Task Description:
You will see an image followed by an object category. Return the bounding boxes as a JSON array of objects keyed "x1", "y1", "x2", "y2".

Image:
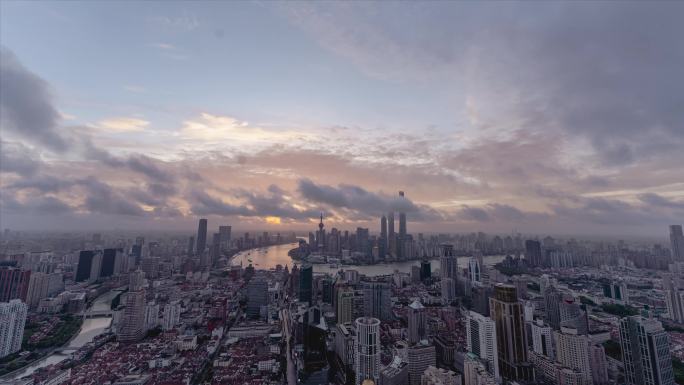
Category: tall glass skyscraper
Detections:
[{"x1": 355, "y1": 317, "x2": 380, "y2": 385}]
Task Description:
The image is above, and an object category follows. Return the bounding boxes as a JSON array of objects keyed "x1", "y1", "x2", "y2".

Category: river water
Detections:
[
  {"x1": 9, "y1": 290, "x2": 119, "y2": 379},
  {"x1": 230, "y1": 242, "x2": 506, "y2": 275}
]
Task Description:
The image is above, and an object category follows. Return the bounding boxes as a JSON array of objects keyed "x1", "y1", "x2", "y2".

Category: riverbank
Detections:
[
  {"x1": 0, "y1": 289, "x2": 119, "y2": 380},
  {"x1": 230, "y1": 241, "x2": 506, "y2": 276}
]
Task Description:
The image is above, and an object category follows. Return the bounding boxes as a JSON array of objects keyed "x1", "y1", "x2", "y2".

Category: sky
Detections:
[{"x1": 1, "y1": 1, "x2": 683, "y2": 236}]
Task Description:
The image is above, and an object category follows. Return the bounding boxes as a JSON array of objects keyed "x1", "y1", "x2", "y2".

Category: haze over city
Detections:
[
  {"x1": 1, "y1": 2, "x2": 683, "y2": 236},
  {"x1": 2, "y1": 3, "x2": 684, "y2": 385}
]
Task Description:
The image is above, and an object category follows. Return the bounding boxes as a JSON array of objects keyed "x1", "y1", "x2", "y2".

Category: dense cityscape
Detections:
[
  {"x1": 0, "y1": 213, "x2": 683, "y2": 385},
  {"x1": 2, "y1": 1, "x2": 684, "y2": 385}
]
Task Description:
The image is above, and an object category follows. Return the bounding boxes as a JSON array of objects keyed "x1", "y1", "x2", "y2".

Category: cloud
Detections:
[
  {"x1": 638, "y1": 193, "x2": 684, "y2": 210},
  {"x1": 297, "y1": 178, "x2": 441, "y2": 220},
  {"x1": 0, "y1": 194, "x2": 73, "y2": 215},
  {"x1": 180, "y1": 113, "x2": 306, "y2": 147},
  {"x1": 78, "y1": 177, "x2": 146, "y2": 216},
  {"x1": 0, "y1": 141, "x2": 42, "y2": 176},
  {"x1": 126, "y1": 155, "x2": 174, "y2": 183},
  {"x1": 0, "y1": 47, "x2": 67, "y2": 151},
  {"x1": 95, "y1": 117, "x2": 150, "y2": 132},
  {"x1": 457, "y1": 206, "x2": 490, "y2": 222},
  {"x1": 189, "y1": 190, "x2": 252, "y2": 217}
]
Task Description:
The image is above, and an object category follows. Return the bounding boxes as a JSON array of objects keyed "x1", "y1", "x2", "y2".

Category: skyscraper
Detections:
[
  {"x1": 525, "y1": 240, "x2": 542, "y2": 267},
  {"x1": 388, "y1": 212, "x2": 396, "y2": 258},
  {"x1": 0, "y1": 299, "x2": 27, "y2": 358},
  {"x1": 362, "y1": 281, "x2": 391, "y2": 321},
  {"x1": 100, "y1": 248, "x2": 122, "y2": 277},
  {"x1": 489, "y1": 284, "x2": 533, "y2": 382},
  {"x1": 355, "y1": 317, "x2": 381, "y2": 385},
  {"x1": 663, "y1": 273, "x2": 684, "y2": 323},
  {"x1": 466, "y1": 311, "x2": 500, "y2": 379},
  {"x1": 196, "y1": 218, "x2": 208, "y2": 256},
  {"x1": 337, "y1": 288, "x2": 355, "y2": 324},
  {"x1": 408, "y1": 300, "x2": 427, "y2": 344},
  {"x1": 118, "y1": 270, "x2": 146, "y2": 343},
  {"x1": 247, "y1": 274, "x2": 268, "y2": 318},
  {"x1": 380, "y1": 215, "x2": 388, "y2": 258},
  {"x1": 0, "y1": 266, "x2": 30, "y2": 302},
  {"x1": 187, "y1": 236, "x2": 195, "y2": 258},
  {"x1": 670, "y1": 225, "x2": 684, "y2": 261},
  {"x1": 555, "y1": 326, "x2": 592, "y2": 385},
  {"x1": 218, "y1": 225, "x2": 232, "y2": 249},
  {"x1": 398, "y1": 191, "x2": 407, "y2": 260},
  {"x1": 299, "y1": 264, "x2": 313, "y2": 305},
  {"x1": 440, "y1": 244, "x2": 458, "y2": 300},
  {"x1": 408, "y1": 340, "x2": 436, "y2": 385},
  {"x1": 544, "y1": 286, "x2": 562, "y2": 330},
  {"x1": 316, "y1": 213, "x2": 326, "y2": 251},
  {"x1": 75, "y1": 250, "x2": 102, "y2": 283},
  {"x1": 619, "y1": 316, "x2": 674, "y2": 385},
  {"x1": 530, "y1": 319, "x2": 554, "y2": 360},
  {"x1": 162, "y1": 300, "x2": 181, "y2": 331}
]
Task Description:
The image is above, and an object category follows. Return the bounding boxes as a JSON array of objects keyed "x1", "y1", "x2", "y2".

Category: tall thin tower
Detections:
[
  {"x1": 388, "y1": 212, "x2": 396, "y2": 258},
  {"x1": 398, "y1": 191, "x2": 407, "y2": 260},
  {"x1": 196, "y1": 218, "x2": 208, "y2": 256}
]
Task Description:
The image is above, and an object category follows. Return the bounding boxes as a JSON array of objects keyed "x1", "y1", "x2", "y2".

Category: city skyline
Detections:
[{"x1": 2, "y1": 2, "x2": 684, "y2": 236}]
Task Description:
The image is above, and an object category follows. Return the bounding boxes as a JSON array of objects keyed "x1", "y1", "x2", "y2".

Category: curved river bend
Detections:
[
  {"x1": 9, "y1": 289, "x2": 120, "y2": 380},
  {"x1": 230, "y1": 242, "x2": 505, "y2": 275}
]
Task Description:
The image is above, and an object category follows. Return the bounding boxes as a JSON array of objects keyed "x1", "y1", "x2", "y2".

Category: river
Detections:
[
  {"x1": 8, "y1": 289, "x2": 120, "y2": 380},
  {"x1": 230, "y1": 242, "x2": 506, "y2": 276}
]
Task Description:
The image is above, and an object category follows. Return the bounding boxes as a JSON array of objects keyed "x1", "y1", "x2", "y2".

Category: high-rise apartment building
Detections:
[
  {"x1": 525, "y1": 240, "x2": 542, "y2": 267},
  {"x1": 664, "y1": 273, "x2": 684, "y2": 323},
  {"x1": 408, "y1": 300, "x2": 427, "y2": 344},
  {"x1": 589, "y1": 344, "x2": 609, "y2": 385},
  {"x1": 162, "y1": 300, "x2": 181, "y2": 331},
  {"x1": 555, "y1": 326, "x2": 592, "y2": 385},
  {"x1": 362, "y1": 281, "x2": 391, "y2": 321},
  {"x1": 0, "y1": 299, "x2": 27, "y2": 358},
  {"x1": 0, "y1": 266, "x2": 31, "y2": 303},
  {"x1": 118, "y1": 270, "x2": 146, "y2": 343},
  {"x1": 466, "y1": 311, "x2": 500, "y2": 379},
  {"x1": 530, "y1": 319, "x2": 554, "y2": 360},
  {"x1": 544, "y1": 286, "x2": 562, "y2": 330},
  {"x1": 408, "y1": 341, "x2": 436, "y2": 385},
  {"x1": 355, "y1": 317, "x2": 381, "y2": 385},
  {"x1": 337, "y1": 288, "x2": 355, "y2": 324},
  {"x1": 0, "y1": 299, "x2": 28, "y2": 358},
  {"x1": 619, "y1": 316, "x2": 674, "y2": 385},
  {"x1": 489, "y1": 284, "x2": 533, "y2": 382}
]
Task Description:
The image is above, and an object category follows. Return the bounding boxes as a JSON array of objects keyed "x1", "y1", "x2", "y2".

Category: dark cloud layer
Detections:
[{"x1": 0, "y1": 48, "x2": 66, "y2": 151}]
